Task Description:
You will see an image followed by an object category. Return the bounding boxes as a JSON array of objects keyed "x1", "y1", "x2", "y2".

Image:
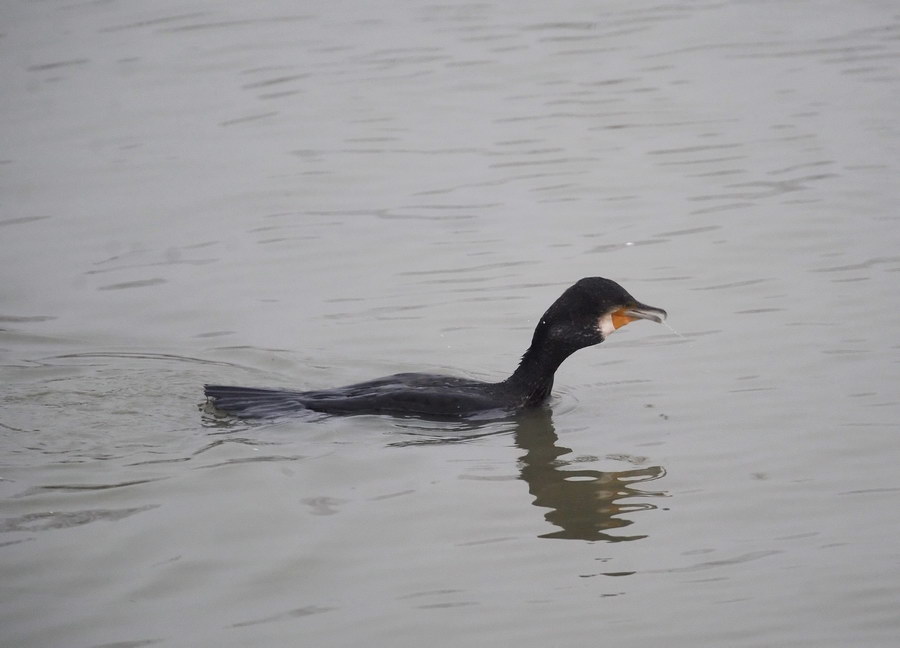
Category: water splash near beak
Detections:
[{"x1": 660, "y1": 320, "x2": 686, "y2": 339}]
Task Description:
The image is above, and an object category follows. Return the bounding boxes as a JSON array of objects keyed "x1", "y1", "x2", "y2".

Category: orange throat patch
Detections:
[{"x1": 610, "y1": 308, "x2": 635, "y2": 330}]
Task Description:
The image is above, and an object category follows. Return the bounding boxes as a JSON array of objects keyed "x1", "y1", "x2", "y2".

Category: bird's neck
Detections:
[{"x1": 503, "y1": 333, "x2": 576, "y2": 407}]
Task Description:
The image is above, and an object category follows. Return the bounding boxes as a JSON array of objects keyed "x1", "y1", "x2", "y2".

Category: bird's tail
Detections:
[{"x1": 204, "y1": 385, "x2": 308, "y2": 417}]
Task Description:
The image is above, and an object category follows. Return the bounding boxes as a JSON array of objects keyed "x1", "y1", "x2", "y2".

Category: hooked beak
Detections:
[{"x1": 610, "y1": 302, "x2": 668, "y2": 330}]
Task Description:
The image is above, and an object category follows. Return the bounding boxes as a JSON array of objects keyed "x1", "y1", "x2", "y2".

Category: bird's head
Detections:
[{"x1": 539, "y1": 277, "x2": 667, "y2": 350}]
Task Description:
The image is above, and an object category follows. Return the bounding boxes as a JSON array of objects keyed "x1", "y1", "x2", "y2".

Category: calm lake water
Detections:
[{"x1": 2, "y1": 1, "x2": 899, "y2": 646}]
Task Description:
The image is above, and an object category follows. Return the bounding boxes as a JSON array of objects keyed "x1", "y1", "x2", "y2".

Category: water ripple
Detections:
[{"x1": 0, "y1": 506, "x2": 158, "y2": 533}]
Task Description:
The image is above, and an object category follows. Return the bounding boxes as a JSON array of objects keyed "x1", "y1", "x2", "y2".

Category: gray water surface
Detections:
[{"x1": 2, "y1": 1, "x2": 900, "y2": 646}]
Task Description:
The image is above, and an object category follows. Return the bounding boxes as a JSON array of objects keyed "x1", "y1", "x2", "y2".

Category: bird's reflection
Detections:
[
  {"x1": 514, "y1": 408, "x2": 666, "y2": 541},
  {"x1": 391, "y1": 408, "x2": 667, "y2": 541}
]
